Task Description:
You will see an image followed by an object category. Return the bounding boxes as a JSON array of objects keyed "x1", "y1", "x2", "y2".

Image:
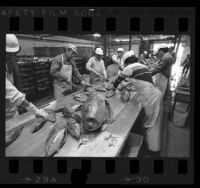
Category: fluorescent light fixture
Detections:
[
  {"x1": 118, "y1": 39, "x2": 129, "y2": 42},
  {"x1": 93, "y1": 33, "x2": 101, "y2": 37},
  {"x1": 115, "y1": 39, "x2": 120, "y2": 42},
  {"x1": 89, "y1": 9, "x2": 95, "y2": 11}
]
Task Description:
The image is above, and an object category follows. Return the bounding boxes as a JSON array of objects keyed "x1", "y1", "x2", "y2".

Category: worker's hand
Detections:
[
  {"x1": 35, "y1": 108, "x2": 49, "y2": 119},
  {"x1": 26, "y1": 103, "x2": 49, "y2": 120},
  {"x1": 81, "y1": 80, "x2": 92, "y2": 87},
  {"x1": 106, "y1": 88, "x2": 116, "y2": 98}
]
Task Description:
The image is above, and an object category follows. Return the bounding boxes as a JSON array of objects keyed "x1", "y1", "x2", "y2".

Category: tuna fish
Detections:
[
  {"x1": 81, "y1": 94, "x2": 114, "y2": 132},
  {"x1": 45, "y1": 109, "x2": 56, "y2": 123},
  {"x1": 31, "y1": 117, "x2": 47, "y2": 133},
  {"x1": 106, "y1": 64, "x2": 120, "y2": 78},
  {"x1": 6, "y1": 127, "x2": 23, "y2": 147},
  {"x1": 31, "y1": 109, "x2": 56, "y2": 134},
  {"x1": 55, "y1": 105, "x2": 75, "y2": 118},
  {"x1": 45, "y1": 121, "x2": 67, "y2": 157},
  {"x1": 120, "y1": 87, "x2": 131, "y2": 102},
  {"x1": 66, "y1": 117, "x2": 81, "y2": 139}
]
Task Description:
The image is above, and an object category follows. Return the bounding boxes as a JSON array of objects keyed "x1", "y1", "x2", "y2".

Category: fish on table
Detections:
[
  {"x1": 81, "y1": 94, "x2": 114, "y2": 132},
  {"x1": 45, "y1": 121, "x2": 68, "y2": 157},
  {"x1": 120, "y1": 87, "x2": 131, "y2": 102},
  {"x1": 6, "y1": 127, "x2": 24, "y2": 147},
  {"x1": 31, "y1": 109, "x2": 56, "y2": 134},
  {"x1": 66, "y1": 117, "x2": 81, "y2": 139}
]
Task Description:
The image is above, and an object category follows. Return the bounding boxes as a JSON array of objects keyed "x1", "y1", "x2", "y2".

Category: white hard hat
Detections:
[
  {"x1": 123, "y1": 50, "x2": 135, "y2": 62},
  {"x1": 117, "y1": 48, "x2": 124, "y2": 52},
  {"x1": 6, "y1": 34, "x2": 19, "y2": 53},
  {"x1": 65, "y1": 43, "x2": 77, "y2": 53},
  {"x1": 143, "y1": 51, "x2": 148, "y2": 55},
  {"x1": 95, "y1": 48, "x2": 103, "y2": 55}
]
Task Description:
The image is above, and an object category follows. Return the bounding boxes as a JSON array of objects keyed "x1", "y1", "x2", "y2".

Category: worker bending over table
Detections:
[
  {"x1": 86, "y1": 48, "x2": 108, "y2": 85},
  {"x1": 107, "y1": 50, "x2": 163, "y2": 157},
  {"x1": 50, "y1": 44, "x2": 88, "y2": 99}
]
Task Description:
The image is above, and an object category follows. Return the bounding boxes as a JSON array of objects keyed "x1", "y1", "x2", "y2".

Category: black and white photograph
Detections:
[{"x1": 5, "y1": 34, "x2": 191, "y2": 157}]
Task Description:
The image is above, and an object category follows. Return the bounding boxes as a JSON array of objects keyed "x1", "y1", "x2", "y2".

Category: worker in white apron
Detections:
[
  {"x1": 112, "y1": 48, "x2": 124, "y2": 69},
  {"x1": 86, "y1": 48, "x2": 107, "y2": 85},
  {"x1": 151, "y1": 47, "x2": 175, "y2": 101},
  {"x1": 106, "y1": 50, "x2": 163, "y2": 156},
  {"x1": 50, "y1": 44, "x2": 89, "y2": 100},
  {"x1": 106, "y1": 48, "x2": 124, "y2": 78},
  {"x1": 5, "y1": 34, "x2": 49, "y2": 121}
]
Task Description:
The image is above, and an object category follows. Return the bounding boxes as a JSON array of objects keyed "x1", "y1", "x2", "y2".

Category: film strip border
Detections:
[
  {"x1": 0, "y1": 7, "x2": 195, "y2": 184},
  {"x1": 0, "y1": 8, "x2": 195, "y2": 33},
  {"x1": 4, "y1": 16, "x2": 190, "y2": 32},
  {"x1": 0, "y1": 158, "x2": 193, "y2": 184}
]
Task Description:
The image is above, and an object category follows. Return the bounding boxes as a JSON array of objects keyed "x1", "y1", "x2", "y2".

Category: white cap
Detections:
[
  {"x1": 123, "y1": 50, "x2": 135, "y2": 62},
  {"x1": 117, "y1": 48, "x2": 124, "y2": 52},
  {"x1": 143, "y1": 51, "x2": 148, "y2": 55},
  {"x1": 64, "y1": 43, "x2": 77, "y2": 53},
  {"x1": 6, "y1": 34, "x2": 20, "y2": 53},
  {"x1": 95, "y1": 48, "x2": 103, "y2": 55}
]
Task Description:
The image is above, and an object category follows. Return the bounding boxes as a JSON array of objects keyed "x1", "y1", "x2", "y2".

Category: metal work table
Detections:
[{"x1": 6, "y1": 74, "x2": 167, "y2": 157}]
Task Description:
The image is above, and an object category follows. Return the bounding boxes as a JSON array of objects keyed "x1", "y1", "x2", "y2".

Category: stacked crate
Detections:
[
  {"x1": 18, "y1": 58, "x2": 37, "y2": 101},
  {"x1": 32, "y1": 58, "x2": 54, "y2": 98},
  {"x1": 18, "y1": 57, "x2": 54, "y2": 102}
]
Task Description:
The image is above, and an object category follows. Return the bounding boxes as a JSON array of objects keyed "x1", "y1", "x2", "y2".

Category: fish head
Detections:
[
  {"x1": 120, "y1": 88, "x2": 130, "y2": 102},
  {"x1": 83, "y1": 117, "x2": 101, "y2": 132}
]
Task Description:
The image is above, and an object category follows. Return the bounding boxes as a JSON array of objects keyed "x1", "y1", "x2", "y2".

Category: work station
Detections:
[{"x1": 5, "y1": 34, "x2": 190, "y2": 157}]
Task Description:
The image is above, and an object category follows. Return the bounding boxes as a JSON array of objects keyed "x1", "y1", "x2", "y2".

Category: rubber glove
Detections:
[{"x1": 26, "y1": 103, "x2": 49, "y2": 119}]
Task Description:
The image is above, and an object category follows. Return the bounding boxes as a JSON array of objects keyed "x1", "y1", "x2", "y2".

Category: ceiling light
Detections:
[
  {"x1": 115, "y1": 39, "x2": 120, "y2": 42},
  {"x1": 93, "y1": 33, "x2": 101, "y2": 37},
  {"x1": 118, "y1": 39, "x2": 129, "y2": 42}
]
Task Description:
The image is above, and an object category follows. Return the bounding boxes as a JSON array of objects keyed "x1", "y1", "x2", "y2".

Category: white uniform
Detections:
[
  {"x1": 112, "y1": 54, "x2": 124, "y2": 68},
  {"x1": 86, "y1": 56, "x2": 107, "y2": 84},
  {"x1": 122, "y1": 63, "x2": 163, "y2": 152},
  {"x1": 6, "y1": 71, "x2": 25, "y2": 120}
]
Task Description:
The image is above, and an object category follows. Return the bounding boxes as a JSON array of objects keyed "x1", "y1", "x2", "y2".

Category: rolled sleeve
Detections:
[
  {"x1": 50, "y1": 55, "x2": 64, "y2": 81},
  {"x1": 6, "y1": 78, "x2": 25, "y2": 106}
]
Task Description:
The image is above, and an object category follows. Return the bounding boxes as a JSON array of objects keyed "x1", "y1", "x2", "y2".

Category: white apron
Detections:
[
  {"x1": 54, "y1": 54, "x2": 73, "y2": 100},
  {"x1": 128, "y1": 78, "x2": 163, "y2": 151}
]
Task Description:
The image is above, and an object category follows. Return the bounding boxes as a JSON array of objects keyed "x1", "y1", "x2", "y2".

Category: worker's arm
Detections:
[
  {"x1": 50, "y1": 56, "x2": 66, "y2": 82},
  {"x1": 102, "y1": 61, "x2": 108, "y2": 79},
  {"x1": 86, "y1": 58, "x2": 102, "y2": 77},
  {"x1": 151, "y1": 57, "x2": 168, "y2": 76},
  {"x1": 113, "y1": 67, "x2": 132, "y2": 89},
  {"x1": 6, "y1": 78, "x2": 26, "y2": 106},
  {"x1": 71, "y1": 61, "x2": 82, "y2": 84},
  {"x1": 106, "y1": 66, "x2": 132, "y2": 98},
  {"x1": 6, "y1": 78, "x2": 48, "y2": 119}
]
